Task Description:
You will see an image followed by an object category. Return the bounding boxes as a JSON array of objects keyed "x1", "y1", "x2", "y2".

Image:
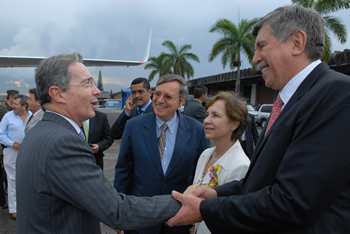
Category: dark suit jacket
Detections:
[
  {"x1": 16, "y1": 112, "x2": 181, "y2": 233},
  {"x1": 184, "y1": 99, "x2": 206, "y2": 123},
  {"x1": 200, "y1": 63, "x2": 350, "y2": 233},
  {"x1": 114, "y1": 111, "x2": 207, "y2": 234},
  {"x1": 110, "y1": 103, "x2": 153, "y2": 139},
  {"x1": 241, "y1": 114, "x2": 259, "y2": 158},
  {"x1": 86, "y1": 110, "x2": 113, "y2": 169}
]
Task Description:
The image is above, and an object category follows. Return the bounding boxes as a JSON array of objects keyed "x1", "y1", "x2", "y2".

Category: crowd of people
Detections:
[{"x1": 0, "y1": 4, "x2": 349, "y2": 234}]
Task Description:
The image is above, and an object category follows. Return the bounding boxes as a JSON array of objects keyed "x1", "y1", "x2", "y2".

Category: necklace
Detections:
[{"x1": 211, "y1": 151, "x2": 218, "y2": 164}]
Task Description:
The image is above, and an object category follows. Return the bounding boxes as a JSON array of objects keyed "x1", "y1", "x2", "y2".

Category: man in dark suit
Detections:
[
  {"x1": 114, "y1": 74, "x2": 207, "y2": 234},
  {"x1": 166, "y1": 6, "x2": 350, "y2": 233},
  {"x1": 184, "y1": 85, "x2": 207, "y2": 123},
  {"x1": 82, "y1": 110, "x2": 113, "y2": 170},
  {"x1": 25, "y1": 88, "x2": 44, "y2": 134},
  {"x1": 16, "y1": 53, "x2": 181, "y2": 233},
  {"x1": 240, "y1": 99, "x2": 259, "y2": 159},
  {"x1": 110, "y1": 77, "x2": 153, "y2": 139}
]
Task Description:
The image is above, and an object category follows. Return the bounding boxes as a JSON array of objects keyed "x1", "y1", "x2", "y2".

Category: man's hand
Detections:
[
  {"x1": 166, "y1": 190, "x2": 203, "y2": 227},
  {"x1": 192, "y1": 186, "x2": 218, "y2": 200},
  {"x1": 90, "y1": 144, "x2": 99, "y2": 154},
  {"x1": 183, "y1": 184, "x2": 200, "y2": 195},
  {"x1": 125, "y1": 95, "x2": 135, "y2": 114},
  {"x1": 13, "y1": 141, "x2": 21, "y2": 151}
]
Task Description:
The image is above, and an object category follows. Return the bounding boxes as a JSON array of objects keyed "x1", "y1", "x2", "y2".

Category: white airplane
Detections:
[{"x1": 0, "y1": 28, "x2": 152, "y2": 68}]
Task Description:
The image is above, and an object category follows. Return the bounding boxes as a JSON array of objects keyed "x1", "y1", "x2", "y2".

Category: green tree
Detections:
[
  {"x1": 209, "y1": 18, "x2": 259, "y2": 94},
  {"x1": 110, "y1": 89, "x2": 113, "y2": 95},
  {"x1": 292, "y1": 0, "x2": 349, "y2": 63},
  {"x1": 144, "y1": 55, "x2": 172, "y2": 82},
  {"x1": 160, "y1": 40, "x2": 200, "y2": 80},
  {"x1": 97, "y1": 70, "x2": 104, "y2": 91}
]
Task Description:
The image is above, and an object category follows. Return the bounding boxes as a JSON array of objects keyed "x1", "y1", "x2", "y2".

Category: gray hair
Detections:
[
  {"x1": 156, "y1": 74, "x2": 189, "y2": 97},
  {"x1": 14, "y1": 94, "x2": 29, "y2": 109},
  {"x1": 35, "y1": 53, "x2": 83, "y2": 108},
  {"x1": 253, "y1": 5, "x2": 325, "y2": 61}
]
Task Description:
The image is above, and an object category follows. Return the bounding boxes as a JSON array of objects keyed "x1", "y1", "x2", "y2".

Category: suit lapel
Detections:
[
  {"x1": 245, "y1": 63, "x2": 329, "y2": 181},
  {"x1": 142, "y1": 112, "x2": 164, "y2": 177},
  {"x1": 88, "y1": 114, "x2": 97, "y2": 137},
  {"x1": 164, "y1": 113, "x2": 191, "y2": 178}
]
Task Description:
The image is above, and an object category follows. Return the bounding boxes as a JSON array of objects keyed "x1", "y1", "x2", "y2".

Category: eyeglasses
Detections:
[
  {"x1": 70, "y1": 77, "x2": 96, "y2": 88},
  {"x1": 152, "y1": 91, "x2": 180, "y2": 101}
]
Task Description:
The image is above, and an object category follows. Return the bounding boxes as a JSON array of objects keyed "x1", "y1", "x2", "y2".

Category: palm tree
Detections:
[
  {"x1": 144, "y1": 55, "x2": 172, "y2": 82},
  {"x1": 209, "y1": 18, "x2": 259, "y2": 94},
  {"x1": 292, "y1": 0, "x2": 349, "y2": 63},
  {"x1": 160, "y1": 40, "x2": 200, "y2": 80}
]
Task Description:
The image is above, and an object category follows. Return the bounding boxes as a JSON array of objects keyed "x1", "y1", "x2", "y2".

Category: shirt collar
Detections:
[
  {"x1": 46, "y1": 110, "x2": 81, "y2": 134},
  {"x1": 156, "y1": 111, "x2": 178, "y2": 133},
  {"x1": 280, "y1": 60, "x2": 321, "y2": 107}
]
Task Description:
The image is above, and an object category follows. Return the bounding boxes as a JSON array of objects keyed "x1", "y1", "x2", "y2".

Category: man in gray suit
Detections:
[
  {"x1": 16, "y1": 53, "x2": 180, "y2": 233},
  {"x1": 184, "y1": 85, "x2": 207, "y2": 123},
  {"x1": 25, "y1": 88, "x2": 44, "y2": 134}
]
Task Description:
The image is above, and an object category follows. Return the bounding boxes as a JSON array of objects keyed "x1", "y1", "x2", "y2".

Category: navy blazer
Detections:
[
  {"x1": 110, "y1": 103, "x2": 153, "y2": 140},
  {"x1": 114, "y1": 111, "x2": 207, "y2": 233},
  {"x1": 16, "y1": 112, "x2": 181, "y2": 233},
  {"x1": 200, "y1": 63, "x2": 350, "y2": 233}
]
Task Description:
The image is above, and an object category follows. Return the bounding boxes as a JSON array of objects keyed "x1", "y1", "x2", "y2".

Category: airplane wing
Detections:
[{"x1": 0, "y1": 28, "x2": 152, "y2": 68}]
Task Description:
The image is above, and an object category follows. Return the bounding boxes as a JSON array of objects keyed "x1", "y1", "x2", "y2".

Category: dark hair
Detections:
[
  {"x1": 206, "y1": 91, "x2": 249, "y2": 141},
  {"x1": 193, "y1": 85, "x2": 208, "y2": 99},
  {"x1": 28, "y1": 88, "x2": 39, "y2": 101},
  {"x1": 35, "y1": 53, "x2": 83, "y2": 108},
  {"x1": 14, "y1": 94, "x2": 29, "y2": 109},
  {"x1": 253, "y1": 5, "x2": 325, "y2": 61},
  {"x1": 131, "y1": 77, "x2": 150, "y2": 90},
  {"x1": 157, "y1": 74, "x2": 188, "y2": 97}
]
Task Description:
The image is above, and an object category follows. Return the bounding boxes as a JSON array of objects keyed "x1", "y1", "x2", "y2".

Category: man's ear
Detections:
[
  {"x1": 179, "y1": 96, "x2": 186, "y2": 107},
  {"x1": 291, "y1": 30, "x2": 307, "y2": 56},
  {"x1": 48, "y1": 86, "x2": 66, "y2": 104}
]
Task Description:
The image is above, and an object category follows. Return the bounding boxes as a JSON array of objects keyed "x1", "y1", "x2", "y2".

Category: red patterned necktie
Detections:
[
  {"x1": 265, "y1": 96, "x2": 283, "y2": 136},
  {"x1": 158, "y1": 123, "x2": 168, "y2": 160}
]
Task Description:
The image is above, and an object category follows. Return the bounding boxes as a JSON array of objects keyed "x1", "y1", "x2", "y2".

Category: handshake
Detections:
[
  {"x1": 115, "y1": 185, "x2": 218, "y2": 234},
  {"x1": 166, "y1": 184, "x2": 218, "y2": 227}
]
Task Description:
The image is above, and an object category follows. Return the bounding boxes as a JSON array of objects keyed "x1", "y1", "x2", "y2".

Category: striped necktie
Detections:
[
  {"x1": 78, "y1": 129, "x2": 86, "y2": 141},
  {"x1": 158, "y1": 123, "x2": 168, "y2": 160},
  {"x1": 138, "y1": 109, "x2": 144, "y2": 116},
  {"x1": 265, "y1": 96, "x2": 283, "y2": 136}
]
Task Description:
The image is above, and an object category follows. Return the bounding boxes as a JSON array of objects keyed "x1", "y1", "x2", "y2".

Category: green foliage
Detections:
[
  {"x1": 144, "y1": 55, "x2": 172, "y2": 82},
  {"x1": 97, "y1": 70, "x2": 104, "y2": 91},
  {"x1": 292, "y1": 0, "x2": 349, "y2": 63},
  {"x1": 208, "y1": 17, "x2": 259, "y2": 93},
  {"x1": 160, "y1": 40, "x2": 200, "y2": 80}
]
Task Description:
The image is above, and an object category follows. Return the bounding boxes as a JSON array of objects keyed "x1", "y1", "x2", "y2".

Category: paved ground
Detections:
[{"x1": 0, "y1": 108, "x2": 262, "y2": 233}]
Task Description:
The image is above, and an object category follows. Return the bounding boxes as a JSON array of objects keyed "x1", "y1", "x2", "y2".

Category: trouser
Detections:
[{"x1": 3, "y1": 147, "x2": 18, "y2": 213}]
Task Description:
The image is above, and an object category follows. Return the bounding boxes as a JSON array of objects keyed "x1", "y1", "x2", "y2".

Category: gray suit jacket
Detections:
[
  {"x1": 16, "y1": 112, "x2": 180, "y2": 233},
  {"x1": 184, "y1": 99, "x2": 206, "y2": 123},
  {"x1": 25, "y1": 110, "x2": 44, "y2": 134}
]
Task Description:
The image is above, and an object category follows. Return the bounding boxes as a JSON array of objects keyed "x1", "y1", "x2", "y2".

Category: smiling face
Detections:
[
  {"x1": 131, "y1": 82, "x2": 151, "y2": 108},
  {"x1": 203, "y1": 100, "x2": 238, "y2": 142},
  {"x1": 63, "y1": 62, "x2": 101, "y2": 125},
  {"x1": 253, "y1": 24, "x2": 294, "y2": 91},
  {"x1": 152, "y1": 80, "x2": 185, "y2": 122}
]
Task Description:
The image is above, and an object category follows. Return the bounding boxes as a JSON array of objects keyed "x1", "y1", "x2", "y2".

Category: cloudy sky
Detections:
[{"x1": 1, "y1": 0, "x2": 349, "y2": 95}]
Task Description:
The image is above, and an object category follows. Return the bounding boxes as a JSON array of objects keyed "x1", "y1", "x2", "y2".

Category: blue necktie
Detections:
[
  {"x1": 138, "y1": 109, "x2": 144, "y2": 116},
  {"x1": 78, "y1": 129, "x2": 86, "y2": 141}
]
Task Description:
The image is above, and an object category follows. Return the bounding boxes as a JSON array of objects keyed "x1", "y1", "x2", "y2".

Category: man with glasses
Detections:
[
  {"x1": 16, "y1": 53, "x2": 182, "y2": 233},
  {"x1": 114, "y1": 74, "x2": 207, "y2": 234},
  {"x1": 110, "y1": 77, "x2": 153, "y2": 140}
]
